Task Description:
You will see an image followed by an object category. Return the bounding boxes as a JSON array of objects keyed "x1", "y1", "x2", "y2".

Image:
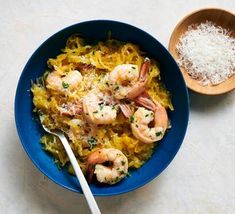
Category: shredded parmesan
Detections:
[{"x1": 176, "y1": 21, "x2": 235, "y2": 86}]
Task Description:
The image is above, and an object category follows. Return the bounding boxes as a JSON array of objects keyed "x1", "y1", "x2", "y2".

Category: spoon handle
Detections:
[{"x1": 59, "y1": 134, "x2": 101, "y2": 214}]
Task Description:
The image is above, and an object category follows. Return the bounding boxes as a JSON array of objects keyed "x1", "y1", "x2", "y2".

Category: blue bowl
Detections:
[{"x1": 15, "y1": 20, "x2": 189, "y2": 196}]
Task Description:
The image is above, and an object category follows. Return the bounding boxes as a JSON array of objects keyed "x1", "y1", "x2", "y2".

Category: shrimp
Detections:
[
  {"x1": 119, "y1": 101, "x2": 134, "y2": 118},
  {"x1": 46, "y1": 70, "x2": 82, "y2": 92},
  {"x1": 82, "y1": 92, "x2": 117, "y2": 125},
  {"x1": 86, "y1": 148, "x2": 128, "y2": 184},
  {"x1": 109, "y1": 58, "x2": 150, "y2": 100},
  {"x1": 132, "y1": 95, "x2": 168, "y2": 143},
  {"x1": 58, "y1": 101, "x2": 83, "y2": 116},
  {"x1": 121, "y1": 93, "x2": 168, "y2": 143}
]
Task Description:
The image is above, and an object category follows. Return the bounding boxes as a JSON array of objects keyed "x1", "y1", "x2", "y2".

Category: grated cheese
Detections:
[{"x1": 176, "y1": 21, "x2": 235, "y2": 86}]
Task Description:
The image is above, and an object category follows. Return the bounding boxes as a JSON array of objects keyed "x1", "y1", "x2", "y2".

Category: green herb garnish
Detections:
[
  {"x1": 130, "y1": 115, "x2": 134, "y2": 123},
  {"x1": 35, "y1": 77, "x2": 45, "y2": 87},
  {"x1": 87, "y1": 137, "x2": 97, "y2": 149},
  {"x1": 34, "y1": 108, "x2": 43, "y2": 116},
  {"x1": 114, "y1": 85, "x2": 120, "y2": 91},
  {"x1": 99, "y1": 104, "x2": 104, "y2": 111},
  {"x1": 155, "y1": 131, "x2": 162, "y2": 137},
  {"x1": 62, "y1": 81, "x2": 69, "y2": 89},
  {"x1": 114, "y1": 176, "x2": 119, "y2": 183}
]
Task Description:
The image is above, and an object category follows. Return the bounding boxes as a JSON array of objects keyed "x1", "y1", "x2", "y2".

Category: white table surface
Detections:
[{"x1": 1, "y1": 0, "x2": 235, "y2": 213}]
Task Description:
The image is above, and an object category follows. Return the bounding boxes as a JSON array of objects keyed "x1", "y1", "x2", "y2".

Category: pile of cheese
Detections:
[{"x1": 176, "y1": 21, "x2": 235, "y2": 86}]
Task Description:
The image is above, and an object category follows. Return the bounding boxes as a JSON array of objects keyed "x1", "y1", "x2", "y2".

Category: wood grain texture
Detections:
[{"x1": 168, "y1": 8, "x2": 235, "y2": 95}]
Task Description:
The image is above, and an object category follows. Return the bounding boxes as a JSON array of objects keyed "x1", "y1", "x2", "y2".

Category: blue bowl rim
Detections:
[{"x1": 14, "y1": 19, "x2": 190, "y2": 196}]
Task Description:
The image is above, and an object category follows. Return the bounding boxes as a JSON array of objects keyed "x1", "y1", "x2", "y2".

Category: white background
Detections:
[{"x1": 0, "y1": 0, "x2": 235, "y2": 213}]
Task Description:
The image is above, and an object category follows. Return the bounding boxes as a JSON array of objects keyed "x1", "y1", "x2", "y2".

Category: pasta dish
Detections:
[{"x1": 31, "y1": 35, "x2": 173, "y2": 184}]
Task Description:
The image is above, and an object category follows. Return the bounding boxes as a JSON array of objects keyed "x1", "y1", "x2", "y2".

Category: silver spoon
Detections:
[{"x1": 40, "y1": 116, "x2": 101, "y2": 214}]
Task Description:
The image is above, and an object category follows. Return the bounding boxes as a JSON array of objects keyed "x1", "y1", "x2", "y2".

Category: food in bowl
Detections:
[
  {"x1": 176, "y1": 21, "x2": 235, "y2": 86},
  {"x1": 31, "y1": 35, "x2": 173, "y2": 185}
]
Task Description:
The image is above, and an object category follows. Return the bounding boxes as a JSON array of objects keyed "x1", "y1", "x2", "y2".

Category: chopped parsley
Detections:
[
  {"x1": 99, "y1": 104, "x2": 104, "y2": 111},
  {"x1": 87, "y1": 137, "x2": 97, "y2": 149},
  {"x1": 33, "y1": 108, "x2": 43, "y2": 116},
  {"x1": 35, "y1": 77, "x2": 45, "y2": 87},
  {"x1": 145, "y1": 114, "x2": 149, "y2": 117},
  {"x1": 114, "y1": 85, "x2": 120, "y2": 91},
  {"x1": 131, "y1": 66, "x2": 136, "y2": 69},
  {"x1": 120, "y1": 170, "x2": 125, "y2": 175},
  {"x1": 130, "y1": 115, "x2": 134, "y2": 123},
  {"x1": 62, "y1": 81, "x2": 69, "y2": 89},
  {"x1": 93, "y1": 110, "x2": 98, "y2": 114},
  {"x1": 121, "y1": 161, "x2": 125, "y2": 166},
  {"x1": 114, "y1": 176, "x2": 120, "y2": 183},
  {"x1": 155, "y1": 131, "x2": 162, "y2": 137}
]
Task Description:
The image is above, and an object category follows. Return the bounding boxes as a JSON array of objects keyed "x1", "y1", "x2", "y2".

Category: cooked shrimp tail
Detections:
[
  {"x1": 135, "y1": 93, "x2": 168, "y2": 131},
  {"x1": 86, "y1": 148, "x2": 128, "y2": 184},
  {"x1": 139, "y1": 57, "x2": 151, "y2": 82},
  {"x1": 134, "y1": 92, "x2": 156, "y2": 111},
  {"x1": 131, "y1": 94, "x2": 169, "y2": 143},
  {"x1": 153, "y1": 102, "x2": 168, "y2": 131},
  {"x1": 109, "y1": 58, "x2": 151, "y2": 100},
  {"x1": 127, "y1": 58, "x2": 151, "y2": 99},
  {"x1": 86, "y1": 150, "x2": 107, "y2": 183},
  {"x1": 119, "y1": 102, "x2": 133, "y2": 118}
]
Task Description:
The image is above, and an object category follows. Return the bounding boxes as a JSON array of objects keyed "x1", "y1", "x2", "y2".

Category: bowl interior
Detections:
[
  {"x1": 169, "y1": 8, "x2": 235, "y2": 95},
  {"x1": 15, "y1": 20, "x2": 189, "y2": 196}
]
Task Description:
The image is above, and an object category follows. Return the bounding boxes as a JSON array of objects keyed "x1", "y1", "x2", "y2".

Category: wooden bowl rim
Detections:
[{"x1": 168, "y1": 8, "x2": 235, "y2": 95}]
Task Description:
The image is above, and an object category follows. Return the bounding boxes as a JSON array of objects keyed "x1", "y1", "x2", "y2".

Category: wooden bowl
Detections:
[{"x1": 169, "y1": 8, "x2": 235, "y2": 95}]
